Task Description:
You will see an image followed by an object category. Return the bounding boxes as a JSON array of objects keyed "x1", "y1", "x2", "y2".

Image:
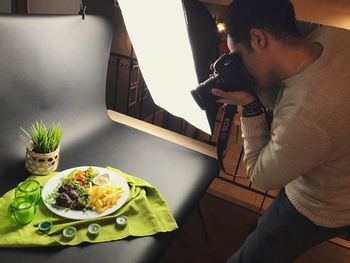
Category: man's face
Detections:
[{"x1": 227, "y1": 34, "x2": 277, "y2": 88}]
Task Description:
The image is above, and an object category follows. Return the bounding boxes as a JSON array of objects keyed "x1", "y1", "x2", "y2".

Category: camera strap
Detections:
[{"x1": 217, "y1": 104, "x2": 249, "y2": 179}]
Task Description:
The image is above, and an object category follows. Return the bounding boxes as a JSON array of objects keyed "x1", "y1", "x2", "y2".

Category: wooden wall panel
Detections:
[{"x1": 200, "y1": 0, "x2": 350, "y2": 29}]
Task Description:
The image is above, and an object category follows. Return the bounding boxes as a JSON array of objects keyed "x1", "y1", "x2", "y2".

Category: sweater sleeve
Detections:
[{"x1": 240, "y1": 113, "x2": 330, "y2": 190}]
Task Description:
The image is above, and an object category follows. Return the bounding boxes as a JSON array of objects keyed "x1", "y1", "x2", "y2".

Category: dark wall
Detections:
[{"x1": 111, "y1": 6, "x2": 133, "y2": 56}]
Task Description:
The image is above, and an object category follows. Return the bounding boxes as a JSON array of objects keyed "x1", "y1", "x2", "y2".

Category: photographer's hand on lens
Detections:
[{"x1": 211, "y1": 88, "x2": 256, "y2": 106}]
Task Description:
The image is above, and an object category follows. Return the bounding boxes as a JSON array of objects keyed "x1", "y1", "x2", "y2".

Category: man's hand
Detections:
[{"x1": 211, "y1": 88, "x2": 256, "y2": 106}]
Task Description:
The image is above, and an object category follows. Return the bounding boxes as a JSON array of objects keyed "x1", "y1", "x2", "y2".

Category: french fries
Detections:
[{"x1": 86, "y1": 185, "x2": 124, "y2": 213}]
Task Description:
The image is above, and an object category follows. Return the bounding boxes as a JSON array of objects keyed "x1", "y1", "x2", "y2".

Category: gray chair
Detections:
[{"x1": 0, "y1": 14, "x2": 218, "y2": 263}]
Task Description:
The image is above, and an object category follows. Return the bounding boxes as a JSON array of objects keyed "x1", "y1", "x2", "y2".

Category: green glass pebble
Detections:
[
  {"x1": 88, "y1": 223, "x2": 101, "y2": 235},
  {"x1": 38, "y1": 221, "x2": 52, "y2": 233},
  {"x1": 116, "y1": 216, "x2": 128, "y2": 228},
  {"x1": 63, "y1": 226, "x2": 76, "y2": 239}
]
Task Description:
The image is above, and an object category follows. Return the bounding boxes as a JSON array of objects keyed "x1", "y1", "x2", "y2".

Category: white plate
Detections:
[{"x1": 42, "y1": 166, "x2": 129, "y2": 220}]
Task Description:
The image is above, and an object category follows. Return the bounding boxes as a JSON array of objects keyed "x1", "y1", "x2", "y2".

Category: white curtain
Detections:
[{"x1": 118, "y1": 0, "x2": 211, "y2": 134}]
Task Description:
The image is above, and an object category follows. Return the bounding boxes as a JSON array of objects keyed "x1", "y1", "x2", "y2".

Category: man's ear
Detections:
[{"x1": 250, "y1": 28, "x2": 267, "y2": 50}]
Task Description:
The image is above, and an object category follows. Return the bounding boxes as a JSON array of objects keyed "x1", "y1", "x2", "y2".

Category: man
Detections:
[{"x1": 211, "y1": 0, "x2": 350, "y2": 262}]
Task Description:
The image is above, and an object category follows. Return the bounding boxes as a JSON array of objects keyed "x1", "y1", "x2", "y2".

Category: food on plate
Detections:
[
  {"x1": 45, "y1": 167, "x2": 123, "y2": 213},
  {"x1": 56, "y1": 192, "x2": 73, "y2": 207},
  {"x1": 92, "y1": 173, "x2": 110, "y2": 186},
  {"x1": 87, "y1": 185, "x2": 124, "y2": 213}
]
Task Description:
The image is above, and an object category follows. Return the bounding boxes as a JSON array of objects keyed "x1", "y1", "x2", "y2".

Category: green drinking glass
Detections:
[
  {"x1": 8, "y1": 197, "x2": 36, "y2": 225},
  {"x1": 15, "y1": 180, "x2": 41, "y2": 204}
]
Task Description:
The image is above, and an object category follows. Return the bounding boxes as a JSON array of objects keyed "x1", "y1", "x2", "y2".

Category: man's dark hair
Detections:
[{"x1": 226, "y1": 0, "x2": 300, "y2": 48}]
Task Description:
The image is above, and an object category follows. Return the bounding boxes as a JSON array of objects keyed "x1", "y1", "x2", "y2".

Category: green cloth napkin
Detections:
[{"x1": 0, "y1": 167, "x2": 178, "y2": 247}]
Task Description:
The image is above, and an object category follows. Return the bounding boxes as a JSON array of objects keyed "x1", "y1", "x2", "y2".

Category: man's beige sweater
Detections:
[{"x1": 240, "y1": 26, "x2": 350, "y2": 228}]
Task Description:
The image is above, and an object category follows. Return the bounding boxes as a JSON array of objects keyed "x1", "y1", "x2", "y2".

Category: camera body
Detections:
[{"x1": 191, "y1": 52, "x2": 255, "y2": 110}]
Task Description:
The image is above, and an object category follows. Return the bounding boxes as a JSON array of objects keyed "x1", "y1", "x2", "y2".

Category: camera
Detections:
[{"x1": 191, "y1": 52, "x2": 255, "y2": 110}]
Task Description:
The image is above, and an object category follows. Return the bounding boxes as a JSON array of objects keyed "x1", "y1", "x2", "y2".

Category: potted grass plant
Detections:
[{"x1": 20, "y1": 121, "x2": 62, "y2": 175}]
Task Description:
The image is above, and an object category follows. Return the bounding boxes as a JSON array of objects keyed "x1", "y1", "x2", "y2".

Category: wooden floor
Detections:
[{"x1": 159, "y1": 194, "x2": 350, "y2": 263}]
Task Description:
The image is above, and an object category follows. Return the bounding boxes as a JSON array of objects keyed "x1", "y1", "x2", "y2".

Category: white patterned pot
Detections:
[{"x1": 25, "y1": 147, "x2": 60, "y2": 175}]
